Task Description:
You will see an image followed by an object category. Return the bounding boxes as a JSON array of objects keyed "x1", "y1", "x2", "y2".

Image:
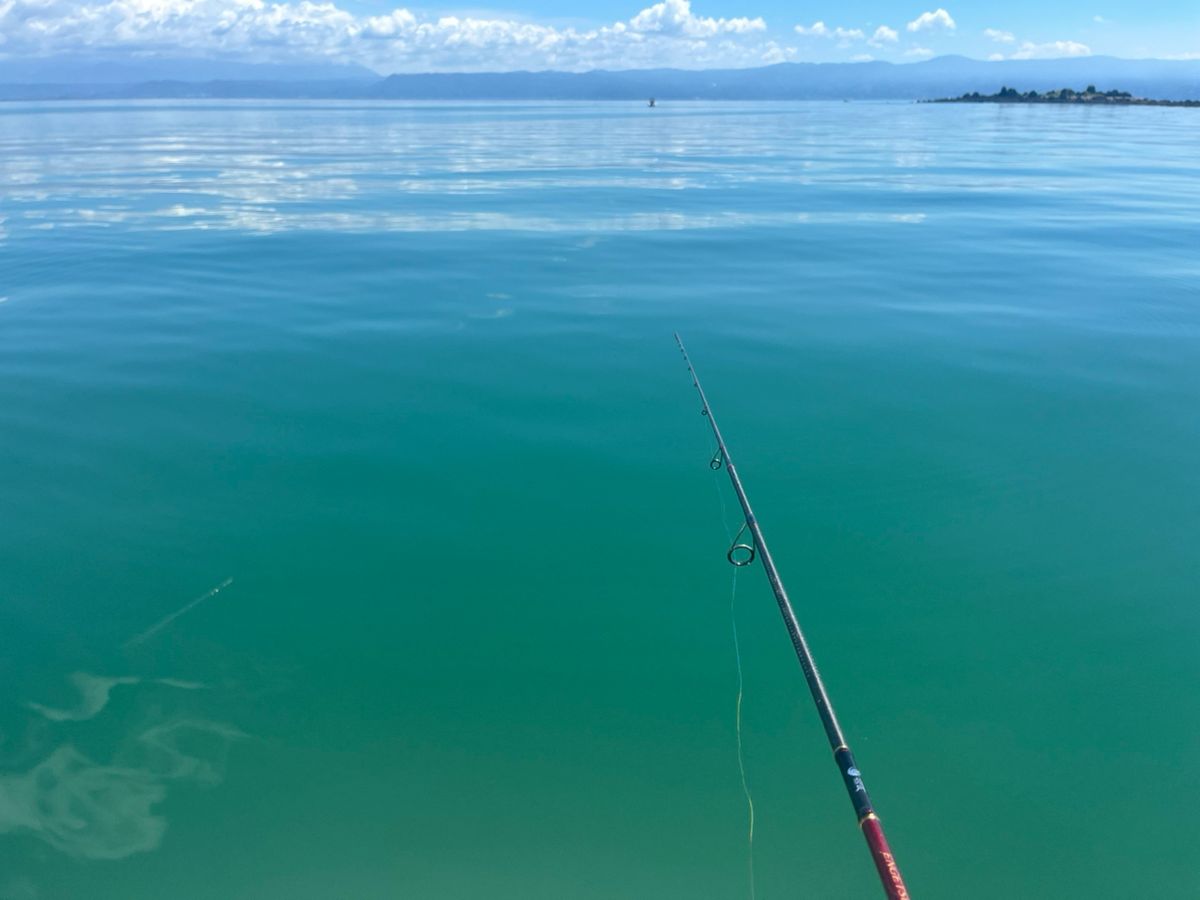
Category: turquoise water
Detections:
[{"x1": 1, "y1": 100, "x2": 1198, "y2": 899}]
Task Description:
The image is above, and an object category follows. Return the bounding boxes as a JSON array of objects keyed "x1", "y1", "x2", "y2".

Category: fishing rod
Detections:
[{"x1": 674, "y1": 333, "x2": 910, "y2": 900}]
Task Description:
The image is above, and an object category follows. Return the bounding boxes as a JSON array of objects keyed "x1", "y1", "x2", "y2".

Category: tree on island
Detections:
[{"x1": 935, "y1": 84, "x2": 1192, "y2": 106}]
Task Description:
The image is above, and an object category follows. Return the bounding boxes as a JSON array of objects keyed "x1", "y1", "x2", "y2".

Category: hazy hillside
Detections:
[
  {"x1": 0, "y1": 56, "x2": 379, "y2": 85},
  {"x1": 367, "y1": 57, "x2": 1200, "y2": 100},
  {"x1": 1, "y1": 56, "x2": 1197, "y2": 101}
]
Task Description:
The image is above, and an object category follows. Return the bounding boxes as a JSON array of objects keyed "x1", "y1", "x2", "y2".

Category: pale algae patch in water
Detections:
[
  {"x1": 1, "y1": 672, "x2": 241, "y2": 861},
  {"x1": 0, "y1": 101, "x2": 1198, "y2": 899}
]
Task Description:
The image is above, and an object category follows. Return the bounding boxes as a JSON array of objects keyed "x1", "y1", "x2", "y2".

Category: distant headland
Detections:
[{"x1": 933, "y1": 85, "x2": 1200, "y2": 107}]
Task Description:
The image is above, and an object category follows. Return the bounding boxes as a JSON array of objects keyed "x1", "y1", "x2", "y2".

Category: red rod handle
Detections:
[{"x1": 860, "y1": 814, "x2": 910, "y2": 899}]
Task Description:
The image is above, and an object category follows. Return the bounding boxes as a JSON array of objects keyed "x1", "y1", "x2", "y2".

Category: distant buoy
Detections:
[{"x1": 648, "y1": 97, "x2": 656, "y2": 107}]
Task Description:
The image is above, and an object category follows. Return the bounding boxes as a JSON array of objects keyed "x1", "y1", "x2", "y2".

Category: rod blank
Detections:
[{"x1": 675, "y1": 333, "x2": 910, "y2": 900}]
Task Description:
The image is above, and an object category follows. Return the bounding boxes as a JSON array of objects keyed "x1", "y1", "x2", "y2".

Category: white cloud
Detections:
[
  {"x1": 870, "y1": 25, "x2": 899, "y2": 45},
  {"x1": 795, "y1": 20, "x2": 830, "y2": 37},
  {"x1": 1010, "y1": 40, "x2": 1092, "y2": 59},
  {"x1": 760, "y1": 41, "x2": 798, "y2": 63},
  {"x1": 794, "y1": 21, "x2": 863, "y2": 42},
  {"x1": 629, "y1": 0, "x2": 764, "y2": 37},
  {"x1": 907, "y1": 9, "x2": 956, "y2": 32},
  {"x1": 905, "y1": 47, "x2": 935, "y2": 58},
  {"x1": 1093, "y1": 15, "x2": 1107, "y2": 24},
  {"x1": 988, "y1": 52, "x2": 1004, "y2": 61},
  {"x1": 984, "y1": 28, "x2": 1015, "y2": 43},
  {"x1": 0, "y1": 0, "x2": 774, "y2": 72},
  {"x1": 851, "y1": 53, "x2": 873, "y2": 61}
]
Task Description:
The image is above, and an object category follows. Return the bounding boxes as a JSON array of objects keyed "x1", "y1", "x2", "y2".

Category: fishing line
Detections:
[
  {"x1": 730, "y1": 565, "x2": 756, "y2": 900},
  {"x1": 695, "y1": 406, "x2": 734, "y2": 543},
  {"x1": 697, "y1": 410, "x2": 756, "y2": 900},
  {"x1": 712, "y1": 461, "x2": 734, "y2": 543}
]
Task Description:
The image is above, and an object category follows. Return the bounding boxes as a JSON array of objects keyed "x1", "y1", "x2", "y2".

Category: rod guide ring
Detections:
[
  {"x1": 727, "y1": 521, "x2": 755, "y2": 567},
  {"x1": 727, "y1": 543, "x2": 756, "y2": 567}
]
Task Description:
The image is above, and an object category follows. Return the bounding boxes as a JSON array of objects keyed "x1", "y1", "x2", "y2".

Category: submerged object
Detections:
[{"x1": 675, "y1": 334, "x2": 910, "y2": 900}]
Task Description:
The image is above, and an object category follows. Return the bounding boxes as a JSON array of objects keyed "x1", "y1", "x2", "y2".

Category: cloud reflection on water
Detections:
[{"x1": 0, "y1": 103, "x2": 941, "y2": 241}]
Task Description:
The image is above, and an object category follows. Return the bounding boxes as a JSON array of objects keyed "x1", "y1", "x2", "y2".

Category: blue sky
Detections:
[{"x1": 0, "y1": 1, "x2": 1196, "y2": 72}]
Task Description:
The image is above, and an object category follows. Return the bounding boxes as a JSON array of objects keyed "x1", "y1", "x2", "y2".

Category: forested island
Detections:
[{"x1": 934, "y1": 85, "x2": 1200, "y2": 107}]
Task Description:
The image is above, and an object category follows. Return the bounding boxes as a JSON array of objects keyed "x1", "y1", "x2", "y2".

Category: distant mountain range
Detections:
[
  {"x1": 0, "y1": 56, "x2": 379, "y2": 84},
  {"x1": 2, "y1": 55, "x2": 1198, "y2": 101}
]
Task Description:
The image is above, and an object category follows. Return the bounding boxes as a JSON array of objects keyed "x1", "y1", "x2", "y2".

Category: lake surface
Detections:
[{"x1": 1, "y1": 100, "x2": 1197, "y2": 899}]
